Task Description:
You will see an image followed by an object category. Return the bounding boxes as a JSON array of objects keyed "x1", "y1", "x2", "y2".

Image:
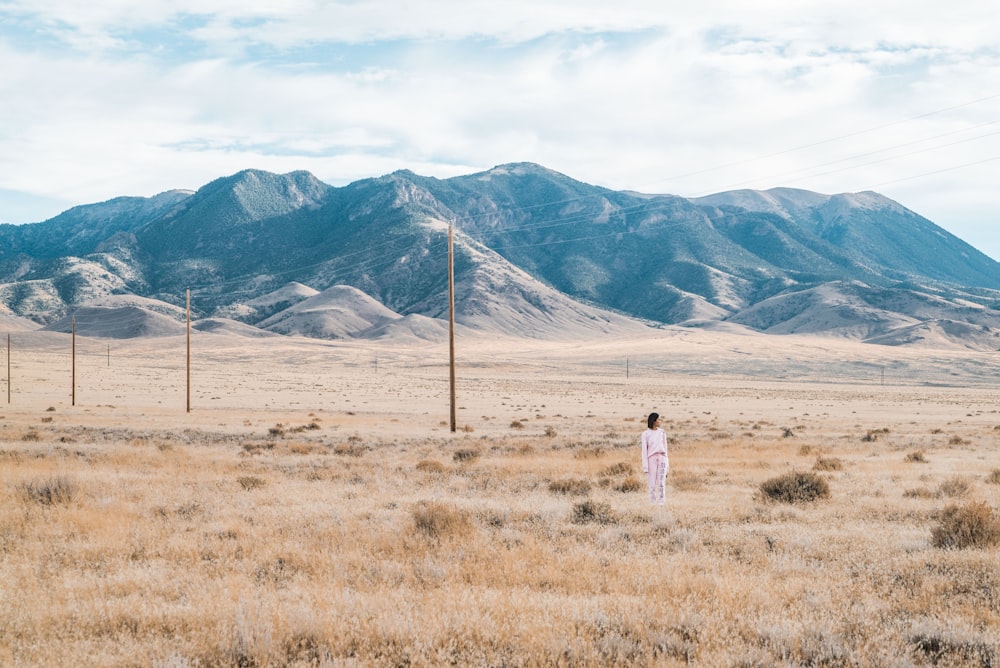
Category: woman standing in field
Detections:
[{"x1": 641, "y1": 412, "x2": 669, "y2": 505}]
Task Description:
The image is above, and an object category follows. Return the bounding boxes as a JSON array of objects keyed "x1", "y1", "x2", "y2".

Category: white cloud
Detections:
[{"x1": 0, "y1": 1, "x2": 998, "y2": 258}]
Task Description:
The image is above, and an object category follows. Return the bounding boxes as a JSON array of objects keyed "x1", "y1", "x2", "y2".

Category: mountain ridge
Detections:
[{"x1": 1, "y1": 163, "x2": 998, "y2": 349}]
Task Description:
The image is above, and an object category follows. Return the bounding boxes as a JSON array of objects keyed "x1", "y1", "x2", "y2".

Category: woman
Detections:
[{"x1": 641, "y1": 412, "x2": 669, "y2": 505}]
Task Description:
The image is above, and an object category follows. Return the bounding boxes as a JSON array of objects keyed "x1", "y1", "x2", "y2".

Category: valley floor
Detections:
[{"x1": 1, "y1": 329, "x2": 999, "y2": 666}]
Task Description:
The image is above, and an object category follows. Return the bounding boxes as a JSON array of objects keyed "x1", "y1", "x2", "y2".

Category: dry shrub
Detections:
[
  {"x1": 18, "y1": 476, "x2": 77, "y2": 505},
  {"x1": 544, "y1": 426, "x2": 557, "y2": 438},
  {"x1": 862, "y1": 428, "x2": 889, "y2": 442},
  {"x1": 573, "y1": 447, "x2": 604, "y2": 459},
  {"x1": 614, "y1": 476, "x2": 643, "y2": 493},
  {"x1": 599, "y1": 462, "x2": 633, "y2": 477},
  {"x1": 986, "y1": 469, "x2": 1000, "y2": 485},
  {"x1": 798, "y1": 445, "x2": 814, "y2": 456},
  {"x1": 812, "y1": 456, "x2": 844, "y2": 472},
  {"x1": 910, "y1": 625, "x2": 997, "y2": 667},
  {"x1": 333, "y1": 442, "x2": 366, "y2": 457},
  {"x1": 509, "y1": 420, "x2": 524, "y2": 430},
  {"x1": 237, "y1": 476, "x2": 266, "y2": 491},
  {"x1": 286, "y1": 442, "x2": 318, "y2": 455},
  {"x1": 670, "y1": 471, "x2": 704, "y2": 492},
  {"x1": 21, "y1": 430, "x2": 40, "y2": 442},
  {"x1": 548, "y1": 478, "x2": 592, "y2": 495},
  {"x1": 759, "y1": 471, "x2": 830, "y2": 504},
  {"x1": 905, "y1": 450, "x2": 928, "y2": 463},
  {"x1": 571, "y1": 500, "x2": 617, "y2": 525},
  {"x1": 904, "y1": 487, "x2": 937, "y2": 499},
  {"x1": 415, "y1": 459, "x2": 446, "y2": 473},
  {"x1": 937, "y1": 476, "x2": 971, "y2": 498},
  {"x1": 452, "y1": 448, "x2": 480, "y2": 463},
  {"x1": 412, "y1": 501, "x2": 474, "y2": 540},
  {"x1": 948, "y1": 435, "x2": 971, "y2": 446},
  {"x1": 930, "y1": 501, "x2": 1000, "y2": 549}
]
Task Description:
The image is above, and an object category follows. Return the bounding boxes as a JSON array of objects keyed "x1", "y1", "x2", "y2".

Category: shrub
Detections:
[
  {"x1": 452, "y1": 448, "x2": 480, "y2": 463},
  {"x1": 412, "y1": 501, "x2": 474, "y2": 540},
  {"x1": 18, "y1": 476, "x2": 77, "y2": 505},
  {"x1": 509, "y1": 420, "x2": 525, "y2": 430},
  {"x1": 910, "y1": 627, "x2": 997, "y2": 667},
  {"x1": 599, "y1": 462, "x2": 633, "y2": 477},
  {"x1": 670, "y1": 471, "x2": 704, "y2": 492},
  {"x1": 986, "y1": 469, "x2": 1000, "y2": 485},
  {"x1": 571, "y1": 500, "x2": 617, "y2": 525},
  {"x1": 544, "y1": 426, "x2": 557, "y2": 438},
  {"x1": 937, "y1": 476, "x2": 971, "y2": 498},
  {"x1": 237, "y1": 476, "x2": 266, "y2": 491},
  {"x1": 572, "y1": 447, "x2": 603, "y2": 459},
  {"x1": 812, "y1": 456, "x2": 844, "y2": 472},
  {"x1": 905, "y1": 450, "x2": 928, "y2": 463},
  {"x1": 415, "y1": 459, "x2": 446, "y2": 473},
  {"x1": 613, "y1": 476, "x2": 643, "y2": 493},
  {"x1": 548, "y1": 478, "x2": 592, "y2": 495},
  {"x1": 931, "y1": 502, "x2": 1000, "y2": 549},
  {"x1": 333, "y1": 442, "x2": 365, "y2": 457},
  {"x1": 862, "y1": 428, "x2": 889, "y2": 442},
  {"x1": 759, "y1": 471, "x2": 830, "y2": 504}
]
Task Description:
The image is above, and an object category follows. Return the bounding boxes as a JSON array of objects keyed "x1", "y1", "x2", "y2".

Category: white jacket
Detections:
[{"x1": 641, "y1": 428, "x2": 669, "y2": 474}]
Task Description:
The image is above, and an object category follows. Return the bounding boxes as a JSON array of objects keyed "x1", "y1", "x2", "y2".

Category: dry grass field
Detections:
[{"x1": 2, "y1": 329, "x2": 1000, "y2": 666}]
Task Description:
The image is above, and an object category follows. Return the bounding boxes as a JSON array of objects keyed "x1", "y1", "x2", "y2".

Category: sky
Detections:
[{"x1": 1, "y1": 1, "x2": 998, "y2": 258}]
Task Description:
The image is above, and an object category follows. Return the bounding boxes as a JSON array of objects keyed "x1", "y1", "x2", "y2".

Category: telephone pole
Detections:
[
  {"x1": 448, "y1": 221, "x2": 457, "y2": 433},
  {"x1": 71, "y1": 317, "x2": 76, "y2": 406},
  {"x1": 186, "y1": 290, "x2": 191, "y2": 413}
]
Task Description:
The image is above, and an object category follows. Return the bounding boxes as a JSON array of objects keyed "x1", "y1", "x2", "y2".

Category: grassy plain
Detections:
[{"x1": 1, "y1": 329, "x2": 999, "y2": 666}]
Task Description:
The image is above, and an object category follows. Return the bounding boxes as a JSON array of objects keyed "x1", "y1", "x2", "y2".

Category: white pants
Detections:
[{"x1": 647, "y1": 454, "x2": 666, "y2": 504}]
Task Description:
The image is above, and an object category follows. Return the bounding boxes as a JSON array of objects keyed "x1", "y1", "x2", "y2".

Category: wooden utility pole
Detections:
[
  {"x1": 186, "y1": 290, "x2": 191, "y2": 413},
  {"x1": 448, "y1": 222, "x2": 457, "y2": 433},
  {"x1": 71, "y1": 317, "x2": 76, "y2": 406}
]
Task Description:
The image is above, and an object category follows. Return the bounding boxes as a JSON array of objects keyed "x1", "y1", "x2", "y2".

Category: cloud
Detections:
[{"x1": 0, "y1": 1, "x2": 998, "y2": 258}]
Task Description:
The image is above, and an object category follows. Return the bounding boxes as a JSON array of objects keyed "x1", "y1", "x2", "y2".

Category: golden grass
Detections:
[{"x1": 2, "y1": 391, "x2": 1000, "y2": 666}]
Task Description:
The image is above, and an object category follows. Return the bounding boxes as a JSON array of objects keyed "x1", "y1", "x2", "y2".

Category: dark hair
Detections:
[{"x1": 647, "y1": 412, "x2": 660, "y2": 429}]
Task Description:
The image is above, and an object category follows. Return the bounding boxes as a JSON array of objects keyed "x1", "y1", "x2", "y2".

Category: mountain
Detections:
[{"x1": 1, "y1": 163, "x2": 998, "y2": 348}]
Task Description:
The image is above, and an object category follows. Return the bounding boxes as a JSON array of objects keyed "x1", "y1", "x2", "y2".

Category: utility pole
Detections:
[
  {"x1": 186, "y1": 290, "x2": 191, "y2": 413},
  {"x1": 449, "y1": 221, "x2": 457, "y2": 433},
  {"x1": 71, "y1": 317, "x2": 76, "y2": 407}
]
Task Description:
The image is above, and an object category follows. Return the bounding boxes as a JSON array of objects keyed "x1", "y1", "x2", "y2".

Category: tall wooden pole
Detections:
[
  {"x1": 448, "y1": 222, "x2": 456, "y2": 433},
  {"x1": 71, "y1": 317, "x2": 76, "y2": 406},
  {"x1": 186, "y1": 289, "x2": 191, "y2": 413}
]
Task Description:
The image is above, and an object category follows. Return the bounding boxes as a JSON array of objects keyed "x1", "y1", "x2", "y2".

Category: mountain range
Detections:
[{"x1": 2, "y1": 162, "x2": 999, "y2": 349}]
